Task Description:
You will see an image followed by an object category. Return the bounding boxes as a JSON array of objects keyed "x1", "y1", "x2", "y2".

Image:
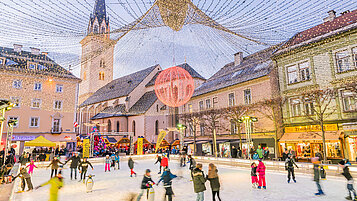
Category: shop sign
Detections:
[
  {"x1": 64, "y1": 136, "x2": 72, "y2": 140},
  {"x1": 11, "y1": 135, "x2": 36, "y2": 141},
  {"x1": 83, "y1": 139, "x2": 90, "y2": 158},
  {"x1": 285, "y1": 124, "x2": 338, "y2": 133}
]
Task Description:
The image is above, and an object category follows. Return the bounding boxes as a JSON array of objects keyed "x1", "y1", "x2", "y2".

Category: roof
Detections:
[
  {"x1": 81, "y1": 64, "x2": 159, "y2": 107},
  {"x1": 91, "y1": 104, "x2": 126, "y2": 120},
  {"x1": 276, "y1": 9, "x2": 357, "y2": 54},
  {"x1": 0, "y1": 46, "x2": 79, "y2": 80},
  {"x1": 193, "y1": 46, "x2": 276, "y2": 97},
  {"x1": 145, "y1": 63, "x2": 205, "y2": 87},
  {"x1": 24, "y1": 136, "x2": 56, "y2": 147},
  {"x1": 91, "y1": 0, "x2": 109, "y2": 26},
  {"x1": 128, "y1": 90, "x2": 158, "y2": 115}
]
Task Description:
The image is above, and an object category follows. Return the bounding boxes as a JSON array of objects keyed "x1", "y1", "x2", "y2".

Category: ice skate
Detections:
[
  {"x1": 345, "y1": 196, "x2": 352, "y2": 200},
  {"x1": 293, "y1": 179, "x2": 296, "y2": 183},
  {"x1": 263, "y1": 186, "x2": 266, "y2": 189}
]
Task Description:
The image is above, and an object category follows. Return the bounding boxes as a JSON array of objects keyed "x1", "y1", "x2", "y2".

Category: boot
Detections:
[
  {"x1": 293, "y1": 179, "x2": 296, "y2": 183},
  {"x1": 257, "y1": 186, "x2": 261, "y2": 189},
  {"x1": 345, "y1": 196, "x2": 352, "y2": 200},
  {"x1": 287, "y1": 179, "x2": 290, "y2": 183},
  {"x1": 315, "y1": 190, "x2": 324, "y2": 196},
  {"x1": 263, "y1": 186, "x2": 266, "y2": 189}
]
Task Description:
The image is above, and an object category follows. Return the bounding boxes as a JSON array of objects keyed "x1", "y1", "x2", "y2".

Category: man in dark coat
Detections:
[
  {"x1": 231, "y1": 146, "x2": 238, "y2": 158},
  {"x1": 192, "y1": 163, "x2": 206, "y2": 201},
  {"x1": 65, "y1": 152, "x2": 81, "y2": 180},
  {"x1": 285, "y1": 154, "x2": 298, "y2": 183}
]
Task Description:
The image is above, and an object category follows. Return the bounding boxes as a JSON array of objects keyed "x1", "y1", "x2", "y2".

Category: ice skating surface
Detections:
[{"x1": 13, "y1": 159, "x2": 346, "y2": 201}]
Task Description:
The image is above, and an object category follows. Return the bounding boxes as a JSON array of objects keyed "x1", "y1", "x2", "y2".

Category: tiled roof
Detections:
[
  {"x1": 0, "y1": 46, "x2": 79, "y2": 80},
  {"x1": 145, "y1": 63, "x2": 205, "y2": 87},
  {"x1": 128, "y1": 90, "x2": 157, "y2": 115},
  {"x1": 81, "y1": 64, "x2": 159, "y2": 107},
  {"x1": 91, "y1": 104, "x2": 126, "y2": 120},
  {"x1": 277, "y1": 9, "x2": 357, "y2": 53},
  {"x1": 193, "y1": 46, "x2": 276, "y2": 97}
]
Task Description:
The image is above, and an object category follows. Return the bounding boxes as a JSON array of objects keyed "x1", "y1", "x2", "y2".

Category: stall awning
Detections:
[
  {"x1": 279, "y1": 131, "x2": 342, "y2": 142},
  {"x1": 117, "y1": 137, "x2": 130, "y2": 144},
  {"x1": 24, "y1": 136, "x2": 56, "y2": 147}
]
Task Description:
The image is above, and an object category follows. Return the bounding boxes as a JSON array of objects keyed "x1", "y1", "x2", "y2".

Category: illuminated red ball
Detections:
[{"x1": 154, "y1": 66, "x2": 195, "y2": 107}]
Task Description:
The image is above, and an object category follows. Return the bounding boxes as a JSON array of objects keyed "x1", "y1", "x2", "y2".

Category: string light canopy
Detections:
[{"x1": 154, "y1": 66, "x2": 195, "y2": 107}]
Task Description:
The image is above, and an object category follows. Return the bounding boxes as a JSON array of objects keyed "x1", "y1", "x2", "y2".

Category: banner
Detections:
[
  {"x1": 155, "y1": 130, "x2": 167, "y2": 153},
  {"x1": 137, "y1": 137, "x2": 143, "y2": 155},
  {"x1": 285, "y1": 124, "x2": 338, "y2": 133},
  {"x1": 83, "y1": 138, "x2": 90, "y2": 158}
]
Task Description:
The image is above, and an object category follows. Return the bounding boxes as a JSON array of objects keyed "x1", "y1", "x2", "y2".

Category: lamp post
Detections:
[
  {"x1": 238, "y1": 116, "x2": 258, "y2": 159},
  {"x1": 4, "y1": 119, "x2": 17, "y2": 164},
  {"x1": 0, "y1": 100, "x2": 13, "y2": 151}
]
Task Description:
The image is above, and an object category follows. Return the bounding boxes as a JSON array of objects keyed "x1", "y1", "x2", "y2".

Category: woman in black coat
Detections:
[{"x1": 207, "y1": 163, "x2": 221, "y2": 201}]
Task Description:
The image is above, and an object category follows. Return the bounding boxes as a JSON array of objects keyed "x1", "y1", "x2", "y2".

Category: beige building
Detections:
[{"x1": 0, "y1": 45, "x2": 81, "y2": 153}]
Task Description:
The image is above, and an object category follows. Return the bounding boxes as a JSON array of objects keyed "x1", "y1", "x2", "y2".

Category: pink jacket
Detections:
[
  {"x1": 257, "y1": 161, "x2": 266, "y2": 176},
  {"x1": 27, "y1": 163, "x2": 37, "y2": 172}
]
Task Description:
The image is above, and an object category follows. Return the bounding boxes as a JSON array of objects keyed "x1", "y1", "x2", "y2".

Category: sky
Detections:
[{"x1": 0, "y1": 0, "x2": 356, "y2": 79}]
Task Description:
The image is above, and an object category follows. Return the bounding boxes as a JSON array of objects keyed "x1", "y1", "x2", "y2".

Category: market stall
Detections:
[{"x1": 24, "y1": 136, "x2": 56, "y2": 147}]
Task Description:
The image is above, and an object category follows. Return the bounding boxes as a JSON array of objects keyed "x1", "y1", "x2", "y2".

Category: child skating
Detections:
[
  {"x1": 137, "y1": 169, "x2": 155, "y2": 201},
  {"x1": 27, "y1": 160, "x2": 38, "y2": 175},
  {"x1": 157, "y1": 168, "x2": 177, "y2": 201},
  {"x1": 105, "y1": 155, "x2": 111, "y2": 172},
  {"x1": 128, "y1": 157, "x2": 137, "y2": 177},
  {"x1": 257, "y1": 158, "x2": 266, "y2": 189},
  {"x1": 251, "y1": 162, "x2": 258, "y2": 188}
]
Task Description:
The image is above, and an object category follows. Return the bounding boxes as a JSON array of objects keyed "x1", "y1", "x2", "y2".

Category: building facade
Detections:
[
  {"x1": 273, "y1": 9, "x2": 357, "y2": 161},
  {"x1": 0, "y1": 45, "x2": 81, "y2": 153}
]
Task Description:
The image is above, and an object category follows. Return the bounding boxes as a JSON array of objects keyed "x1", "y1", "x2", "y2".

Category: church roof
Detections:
[
  {"x1": 128, "y1": 90, "x2": 158, "y2": 115},
  {"x1": 91, "y1": 104, "x2": 126, "y2": 120},
  {"x1": 80, "y1": 64, "x2": 159, "y2": 107},
  {"x1": 91, "y1": 0, "x2": 109, "y2": 25}
]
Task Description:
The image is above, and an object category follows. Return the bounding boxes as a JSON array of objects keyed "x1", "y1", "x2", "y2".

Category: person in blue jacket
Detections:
[
  {"x1": 114, "y1": 153, "x2": 120, "y2": 170},
  {"x1": 157, "y1": 168, "x2": 177, "y2": 201}
]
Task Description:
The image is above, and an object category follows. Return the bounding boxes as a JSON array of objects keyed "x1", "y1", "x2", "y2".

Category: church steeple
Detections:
[{"x1": 87, "y1": 0, "x2": 110, "y2": 36}]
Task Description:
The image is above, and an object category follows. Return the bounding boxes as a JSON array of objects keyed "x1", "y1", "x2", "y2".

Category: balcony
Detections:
[{"x1": 51, "y1": 127, "x2": 62, "y2": 134}]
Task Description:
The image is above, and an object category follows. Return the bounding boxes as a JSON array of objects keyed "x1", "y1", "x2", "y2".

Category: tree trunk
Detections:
[
  {"x1": 193, "y1": 128, "x2": 197, "y2": 156},
  {"x1": 213, "y1": 128, "x2": 218, "y2": 157},
  {"x1": 321, "y1": 122, "x2": 327, "y2": 163},
  {"x1": 238, "y1": 126, "x2": 242, "y2": 151}
]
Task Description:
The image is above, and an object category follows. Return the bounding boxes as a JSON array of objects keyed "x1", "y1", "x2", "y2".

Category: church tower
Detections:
[{"x1": 79, "y1": 0, "x2": 116, "y2": 104}]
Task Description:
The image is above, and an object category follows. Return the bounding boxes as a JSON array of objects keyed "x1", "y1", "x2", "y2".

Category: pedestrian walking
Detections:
[
  {"x1": 137, "y1": 169, "x2": 155, "y2": 201},
  {"x1": 78, "y1": 158, "x2": 93, "y2": 183},
  {"x1": 207, "y1": 163, "x2": 221, "y2": 201},
  {"x1": 339, "y1": 159, "x2": 357, "y2": 200},
  {"x1": 157, "y1": 168, "x2": 177, "y2": 201},
  {"x1": 257, "y1": 158, "x2": 266, "y2": 189},
  {"x1": 192, "y1": 163, "x2": 207, "y2": 201},
  {"x1": 105, "y1": 155, "x2": 111, "y2": 172},
  {"x1": 312, "y1": 157, "x2": 324, "y2": 196},
  {"x1": 47, "y1": 157, "x2": 63, "y2": 178},
  {"x1": 64, "y1": 152, "x2": 81, "y2": 180},
  {"x1": 251, "y1": 162, "x2": 258, "y2": 188},
  {"x1": 36, "y1": 170, "x2": 63, "y2": 201},
  {"x1": 128, "y1": 157, "x2": 137, "y2": 177},
  {"x1": 285, "y1": 154, "x2": 298, "y2": 183}
]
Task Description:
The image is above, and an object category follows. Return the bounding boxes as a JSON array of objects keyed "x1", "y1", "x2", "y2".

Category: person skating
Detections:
[
  {"x1": 161, "y1": 155, "x2": 169, "y2": 172},
  {"x1": 285, "y1": 154, "x2": 299, "y2": 183},
  {"x1": 13, "y1": 166, "x2": 33, "y2": 191},
  {"x1": 114, "y1": 153, "x2": 120, "y2": 170},
  {"x1": 155, "y1": 154, "x2": 162, "y2": 174},
  {"x1": 312, "y1": 157, "x2": 324, "y2": 196},
  {"x1": 36, "y1": 170, "x2": 63, "y2": 201},
  {"x1": 157, "y1": 168, "x2": 177, "y2": 201},
  {"x1": 47, "y1": 157, "x2": 64, "y2": 178},
  {"x1": 207, "y1": 163, "x2": 221, "y2": 201},
  {"x1": 26, "y1": 160, "x2": 38, "y2": 175},
  {"x1": 128, "y1": 157, "x2": 137, "y2": 177},
  {"x1": 105, "y1": 155, "x2": 111, "y2": 172},
  {"x1": 64, "y1": 152, "x2": 81, "y2": 180},
  {"x1": 257, "y1": 158, "x2": 266, "y2": 189},
  {"x1": 78, "y1": 158, "x2": 93, "y2": 183},
  {"x1": 188, "y1": 155, "x2": 196, "y2": 179},
  {"x1": 137, "y1": 169, "x2": 155, "y2": 201},
  {"x1": 251, "y1": 162, "x2": 258, "y2": 188},
  {"x1": 339, "y1": 159, "x2": 357, "y2": 200},
  {"x1": 192, "y1": 163, "x2": 207, "y2": 201},
  {"x1": 110, "y1": 153, "x2": 116, "y2": 168}
]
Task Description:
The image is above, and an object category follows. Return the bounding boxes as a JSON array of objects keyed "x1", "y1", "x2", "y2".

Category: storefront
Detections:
[
  {"x1": 342, "y1": 122, "x2": 357, "y2": 161},
  {"x1": 219, "y1": 142, "x2": 231, "y2": 158}
]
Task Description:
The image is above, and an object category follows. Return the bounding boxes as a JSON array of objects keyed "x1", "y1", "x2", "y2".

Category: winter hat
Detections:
[
  {"x1": 146, "y1": 169, "x2": 151, "y2": 173},
  {"x1": 258, "y1": 158, "x2": 263, "y2": 162},
  {"x1": 339, "y1": 160, "x2": 345, "y2": 166}
]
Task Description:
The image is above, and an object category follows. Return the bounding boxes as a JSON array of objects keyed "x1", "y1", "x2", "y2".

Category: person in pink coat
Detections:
[
  {"x1": 27, "y1": 160, "x2": 38, "y2": 175},
  {"x1": 257, "y1": 158, "x2": 266, "y2": 189}
]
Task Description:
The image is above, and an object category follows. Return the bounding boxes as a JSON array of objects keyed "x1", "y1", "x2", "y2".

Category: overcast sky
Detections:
[{"x1": 0, "y1": 0, "x2": 356, "y2": 79}]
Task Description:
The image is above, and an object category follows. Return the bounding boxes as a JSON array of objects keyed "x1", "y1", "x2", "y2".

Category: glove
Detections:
[{"x1": 35, "y1": 186, "x2": 41, "y2": 190}]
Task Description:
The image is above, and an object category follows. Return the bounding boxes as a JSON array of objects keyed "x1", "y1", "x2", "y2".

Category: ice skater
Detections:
[
  {"x1": 114, "y1": 152, "x2": 120, "y2": 170},
  {"x1": 257, "y1": 158, "x2": 266, "y2": 189},
  {"x1": 105, "y1": 155, "x2": 111, "y2": 172},
  {"x1": 157, "y1": 168, "x2": 177, "y2": 201},
  {"x1": 251, "y1": 162, "x2": 258, "y2": 188},
  {"x1": 137, "y1": 169, "x2": 155, "y2": 201},
  {"x1": 161, "y1": 155, "x2": 169, "y2": 172},
  {"x1": 192, "y1": 163, "x2": 207, "y2": 201},
  {"x1": 64, "y1": 152, "x2": 81, "y2": 180},
  {"x1": 13, "y1": 166, "x2": 33, "y2": 191},
  {"x1": 78, "y1": 158, "x2": 93, "y2": 183},
  {"x1": 207, "y1": 163, "x2": 221, "y2": 201},
  {"x1": 36, "y1": 170, "x2": 63, "y2": 201},
  {"x1": 47, "y1": 157, "x2": 64, "y2": 178},
  {"x1": 26, "y1": 160, "x2": 37, "y2": 175},
  {"x1": 128, "y1": 157, "x2": 137, "y2": 177},
  {"x1": 339, "y1": 159, "x2": 357, "y2": 200},
  {"x1": 312, "y1": 157, "x2": 324, "y2": 196},
  {"x1": 188, "y1": 155, "x2": 196, "y2": 179},
  {"x1": 285, "y1": 154, "x2": 298, "y2": 183},
  {"x1": 154, "y1": 154, "x2": 162, "y2": 174}
]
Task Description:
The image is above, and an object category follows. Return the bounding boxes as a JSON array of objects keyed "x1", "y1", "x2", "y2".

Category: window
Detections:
[
  {"x1": 100, "y1": 59, "x2": 106, "y2": 68},
  {"x1": 29, "y1": 63, "x2": 37, "y2": 70},
  {"x1": 101, "y1": 27, "x2": 106, "y2": 34},
  {"x1": 31, "y1": 99, "x2": 41, "y2": 109},
  {"x1": 54, "y1": 100, "x2": 62, "y2": 110},
  {"x1": 10, "y1": 97, "x2": 21, "y2": 108},
  {"x1": 341, "y1": 90, "x2": 357, "y2": 111},
  {"x1": 99, "y1": 72, "x2": 105, "y2": 80},
  {"x1": 287, "y1": 62, "x2": 311, "y2": 84},
  {"x1": 188, "y1": 104, "x2": 193, "y2": 112},
  {"x1": 336, "y1": 50, "x2": 351, "y2": 72},
  {"x1": 200, "y1": 123, "x2": 205, "y2": 136},
  {"x1": 52, "y1": 118, "x2": 60, "y2": 132},
  {"x1": 107, "y1": 120, "x2": 112, "y2": 132},
  {"x1": 290, "y1": 98, "x2": 302, "y2": 117},
  {"x1": 231, "y1": 120, "x2": 237, "y2": 135},
  {"x1": 30, "y1": 117, "x2": 39, "y2": 127},
  {"x1": 206, "y1": 99, "x2": 211, "y2": 109},
  {"x1": 56, "y1": 84, "x2": 63, "y2": 93},
  {"x1": 244, "y1": 89, "x2": 252, "y2": 104},
  {"x1": 34, "y1": 82, "x2": 42, "y2": 91},
  {"x1": 155, "y1": 120, "x2": 159, "y2": 135},
  {"x1": 213, "y1": 97, "x2": 218, "y2": 108},
  {"x1": 8, "y1": 117, "x2": 19, "y2": 127},
  {"x1": 304, "y1": 98, "x2": 315, "y2": 116},
  {"x1": 287, "y1": 65, "x2": 298, "y2": 84},
  {"x1": 94, "y1": 25, "x2": 98, "y2": 33},
  {"x1": 132, "y1": 121, "x2": 136, "y2": 136},
  {"x1": 353, "y1": 47, "x2": 357, "y2": 67},
  {"x1": 116, "y1": 121, "x2": 120, "y2": 132},
  {"x1": 199, "y1": 101, "x2": 204, "y2": 110},
  {"x1": 156, "y1": 104, "x2": 159, "y2": 113},
  {"x1": 228, "y1": 93, "x2": 235, "y2": 106},
  {"x1": 12, "y1": 80, "x2": 22, "y2": 89},
  {"x1": 299, "y1": 62, "x2": 310, "y2": 81}
]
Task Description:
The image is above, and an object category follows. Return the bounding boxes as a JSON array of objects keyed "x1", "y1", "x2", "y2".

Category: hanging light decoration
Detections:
[{"x1": 154, "y1": 66, "x2": 194, "y2": 107}]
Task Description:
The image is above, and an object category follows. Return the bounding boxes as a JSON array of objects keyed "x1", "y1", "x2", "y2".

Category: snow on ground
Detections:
[{"x1": 13, "y1": 159, "x2": 347, "y2": 201}]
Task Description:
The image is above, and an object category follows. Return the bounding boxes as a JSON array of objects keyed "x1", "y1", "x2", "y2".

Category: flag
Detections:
[
  {"x1": 137, "y1": 137, "x2": 143, "y2": 155},
  {"x1": 74, "y1": 122, "x2": 78, "y2": 128},
  {"x1": 155, "y1": 130, "x2": 167, "y2": 153}
]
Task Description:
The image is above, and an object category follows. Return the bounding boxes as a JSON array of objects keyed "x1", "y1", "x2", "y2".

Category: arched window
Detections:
[
  {"x1": 99, "y1": 72, "x2": 105, "y2": 80},
  {"x1": 155, "y1": 120, "x2": 159, "y2": 135},
  {"x1": 132, "y1": 121, "x2": 136, "y2": 136},
  {"x1": 156, "y1": 104, "x2": 159, "y2": 112},
  {"x1": 116, "y1": 121, "x2": 120, "y2": 132},
  {"x1": 107, "y1": 120, "x2": 112, "y2": 132},
  {"x1": 101, "y1": 27, "x2": 106, "y2": 34},
  {"x1": 94, "y1": 25, "x2": 98, "y2": 33},
  {"x1": 100, "y1": 59, "x2": 105, "y2": 68}
]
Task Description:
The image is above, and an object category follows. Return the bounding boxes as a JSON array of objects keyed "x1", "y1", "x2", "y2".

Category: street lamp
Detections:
[
  {"x1": 176, "y1": 123, "x2": 187, "y2": 151},
  {"x1": 0, "y1": 99, "x2": 14, "y2": 151},
  {"x1": 3, "y1": 119, "x2": 17, "y2": 164},
  {"x1": 238, "y1": 116, "x2": 258, "y2": 159}
]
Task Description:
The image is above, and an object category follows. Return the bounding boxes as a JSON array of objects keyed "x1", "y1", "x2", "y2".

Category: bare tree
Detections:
[
  {"x1": 300, "y1": 88, "x2": 337, "y2": 163},
  {"x1": 179, "y1": 112, "x2": 201, "y2": 155}
]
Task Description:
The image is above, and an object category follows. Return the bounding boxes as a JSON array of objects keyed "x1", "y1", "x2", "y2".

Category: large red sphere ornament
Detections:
[{"x1": 154, "y1": 66, "x2": 195, "y2": 107}]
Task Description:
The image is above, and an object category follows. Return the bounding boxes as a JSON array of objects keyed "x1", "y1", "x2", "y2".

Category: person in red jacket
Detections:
[
  {"x1": 161, "y1": 155, "x2": 169, "y2": 172},
  {"x1": 257, "y1": 158, "x2": 266, "y2": 189}
]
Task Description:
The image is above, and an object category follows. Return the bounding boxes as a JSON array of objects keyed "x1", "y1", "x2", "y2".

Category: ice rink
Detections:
[{"x1": 13, "y1": 159, "x2": 347, "y2": 201}]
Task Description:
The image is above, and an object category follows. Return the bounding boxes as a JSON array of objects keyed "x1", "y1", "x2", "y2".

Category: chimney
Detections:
[
  {"x1": 41, "y1": 52, "x2": 48, "y2": 56},
  {"x1": 323, "y1": 10, "x2": 336, "y2": 22},
  {"x1": 234, "y1": 52, "x2": 243, "y2": 66},
  {"x1": 13, "y1": 44, "x2": 23, "y2": 53},
  {"x1": 341, "y1": 10, "x2": 350, "y2": 15},
  {"x1": 30, "y1": 47, "x2": 40, "y2": 55}
]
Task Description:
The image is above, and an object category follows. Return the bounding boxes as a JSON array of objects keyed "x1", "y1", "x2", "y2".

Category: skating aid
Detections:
[{"x1": 86, "y1": 175, "x2": 95, "y2": 193}]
